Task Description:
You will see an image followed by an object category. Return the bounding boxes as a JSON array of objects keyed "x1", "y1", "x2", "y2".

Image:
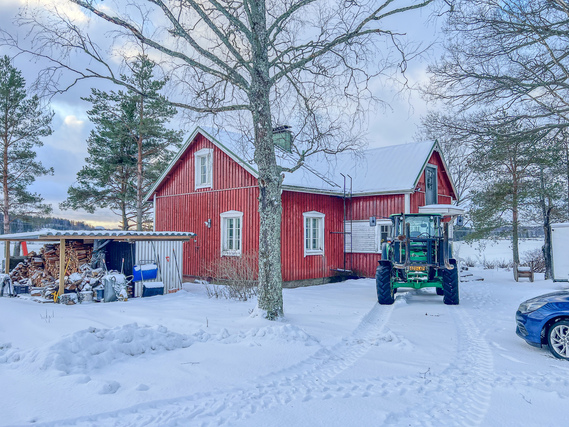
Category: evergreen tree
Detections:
[
  {"x1": 62, "y1": 55, "x2": 182, "y2": 230},
  {"x1": 468, "y1": 113, "x2": 542, "y2": 266},
  {"x1": 0, "y1": 55, "x2": 53, "y2": 234},
  {"x1": 61, "y1": 101, "x2": 137, "y2": 229}
]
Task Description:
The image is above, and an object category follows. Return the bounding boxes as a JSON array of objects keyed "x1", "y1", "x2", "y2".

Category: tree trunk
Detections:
[
  {"x1": 539, "y1": 168, "x2": 553, "y2": 279},
  {"x1": 3, "y1": 134, "x2": 9, "y2": 235},
  {"x1": 543, "y1": 207, "x2": 553, "y2": 280},
  {"x1": 250, "y1": 0, "x2": 283, "y2": 319},
  {"x1": 121, "y1": 200, "x2": 128, "y2": 231},
  {"x1": 136, "y1": 135, "x2": 143, "y2": 231},
  {"x1": 136, "y1": 93, "x2": 144, "y2": 231},
  {"x1": 566, "y1": 142, "x2": 569, "y2": 218},
  {"x1": 512, "y1": 177, "x2": 520, "y2": 266}
]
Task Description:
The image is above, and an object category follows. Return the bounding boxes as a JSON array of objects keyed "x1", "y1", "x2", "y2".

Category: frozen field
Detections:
[
  {"x1": 455, "y1": 238, "x2": 544, "y2": 266},
  {"x1": 1, "y1": 259, "x2": 568, "y2": 427}
]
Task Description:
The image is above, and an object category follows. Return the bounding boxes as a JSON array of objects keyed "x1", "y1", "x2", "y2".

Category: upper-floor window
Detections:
[
  {"x1": 220, "y1": 210, "x2": 243, "y2": 256},
  {"x1": 194, "y1": 148, "x2": 213, "y2": 189},
  {"x1": 303, "y1": 211, "x2": 325, "y2": 256}
]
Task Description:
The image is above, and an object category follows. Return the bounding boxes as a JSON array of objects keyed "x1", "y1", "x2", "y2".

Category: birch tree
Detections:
[{"x1": 13, "y1": 0, "x2": 436, "y2": 319}]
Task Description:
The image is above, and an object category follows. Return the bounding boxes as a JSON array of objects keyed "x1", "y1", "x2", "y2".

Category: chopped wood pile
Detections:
[{"x1": 10, "y1": 242, "x2": 104, "y2": 300}]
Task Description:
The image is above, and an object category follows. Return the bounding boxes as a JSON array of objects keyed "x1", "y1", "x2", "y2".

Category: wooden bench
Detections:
[{"x1": 514, "y1": 264, "x2": 534, "y2": 282}]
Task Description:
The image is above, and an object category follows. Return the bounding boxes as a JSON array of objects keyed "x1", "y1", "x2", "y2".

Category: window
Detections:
[
  {"x1": 379, "y1": 224, "x2": 392, "y2": 244},
  {"x1": 220, "y1": 210, "x2": 243, "y2": 256},
  {"x1": 344, "y1": 220, "x2": 392, "y2": 253},
  {"x1": 194, "y1": 148, "x2": 213, "y2": 189},
  {"x1": 425, "y1": 165, "x2": 437, "y2": 205},
  {"x1": 303, "y1": 211, "x2": 325, "y2": 256}
]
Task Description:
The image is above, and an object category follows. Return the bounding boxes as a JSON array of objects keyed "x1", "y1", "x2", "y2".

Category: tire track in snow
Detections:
[
  {"x1": 22, "y1": 301, "x2": 397, "y2": 427},
  {"x1": 379, "y1": 302, "x2": 495, "y2": 426},
  {"x1": 18, "y1": 290, "x2": 499, "y2": 427}
]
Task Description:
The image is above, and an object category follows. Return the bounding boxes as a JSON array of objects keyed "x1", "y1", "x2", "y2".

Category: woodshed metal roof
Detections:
[{"x1": 0, "y1": 229, "x2": 196, "y2": 242}]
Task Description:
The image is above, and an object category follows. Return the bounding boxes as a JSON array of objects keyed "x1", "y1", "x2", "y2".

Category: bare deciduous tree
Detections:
[{"x1": 6, "y1": 0, "x2": 436, "y2": 319}]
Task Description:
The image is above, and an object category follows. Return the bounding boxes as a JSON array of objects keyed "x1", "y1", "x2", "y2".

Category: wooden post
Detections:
[
  {"x1": 58, "y1": 238, "x2": 65, "y2": 298},
  {"x1": 4, "y1": 241, "x2": 10, "y2": 274}
]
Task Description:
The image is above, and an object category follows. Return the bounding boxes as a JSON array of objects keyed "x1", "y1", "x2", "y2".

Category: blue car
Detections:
[{"x1": 516, "y1": 291, "x2": 569, "y2": 360}]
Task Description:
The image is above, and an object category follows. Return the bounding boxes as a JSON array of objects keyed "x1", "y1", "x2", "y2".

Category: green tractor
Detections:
[{"x1": 376, "y1": 213, "x2": 459, "y2": 305}]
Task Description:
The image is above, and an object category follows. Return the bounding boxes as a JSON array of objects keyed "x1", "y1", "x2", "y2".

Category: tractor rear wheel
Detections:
[
  {"x1": 376, "y1": 264, "x2": 394, "y2": 305},
  {"x1": 442, "y1": 259, "x2": 459, "y2": 305}
]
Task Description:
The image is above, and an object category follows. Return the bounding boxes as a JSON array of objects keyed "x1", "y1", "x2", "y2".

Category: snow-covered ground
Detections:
[
  {"x1": 2, "y1": 238, "x2": 568, "y2": 426},
  {"x1": 455, "y1": 238, "x2": 544, "y2": 266}
]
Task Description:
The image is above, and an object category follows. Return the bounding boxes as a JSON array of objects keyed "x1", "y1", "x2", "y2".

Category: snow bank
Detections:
[
  {"x1": 1, "y1": 322, "x2": 318, "y2": 377},
  {"x1": 40, "y1": 323, "x2": 193, "y2": 375}
]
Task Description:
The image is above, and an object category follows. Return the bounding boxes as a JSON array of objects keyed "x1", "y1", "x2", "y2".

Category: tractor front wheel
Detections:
[
  {"x1": 442, "y1": 259, "x2": 459, "y2": 305},
  {"x1": 376, "y1": 264, "x2": 394, "y2": 305}
]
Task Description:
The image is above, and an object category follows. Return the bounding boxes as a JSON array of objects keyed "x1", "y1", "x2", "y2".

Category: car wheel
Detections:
[{"x1": 548, "y1": 320, "x2": 569, "y2": 360}]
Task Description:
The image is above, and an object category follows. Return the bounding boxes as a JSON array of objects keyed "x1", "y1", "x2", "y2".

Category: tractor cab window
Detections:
[{"x1": 394, "y1": 215, "x2": 440, "y2": 238}]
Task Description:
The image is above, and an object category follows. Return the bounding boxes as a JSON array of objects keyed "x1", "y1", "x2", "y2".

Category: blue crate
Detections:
[
  {"x1": 142, "y1": 282, "x2": 164, "y2": 297},
  {"x1": 133, "y1": 264, "x2": 158, "y2": 282},
  {"x1": 14, "y1": 285, "x2": 29, "y2": 294}
]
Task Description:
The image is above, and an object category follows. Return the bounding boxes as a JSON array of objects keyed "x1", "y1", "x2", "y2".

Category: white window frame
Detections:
[
  {"x1": 194, "y1": 148, "x2": 213, "y2": 190},
  {"x1": 303, "y1": 211, "x2": 325, "y2": 257},
  {"x1": 220, "y1": 210, "x2": 243, "y2": 256},
  {"x1": 377, "y1": 220, "x2": 392, "y2": 248},
  {"x1": 425, "y1": 164, "x2": 438, "y2": 205}
]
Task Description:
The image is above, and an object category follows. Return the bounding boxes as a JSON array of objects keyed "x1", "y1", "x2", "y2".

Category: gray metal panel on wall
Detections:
[{"x1": 135, "y1": 240, "x2": 184, "y2": 295}]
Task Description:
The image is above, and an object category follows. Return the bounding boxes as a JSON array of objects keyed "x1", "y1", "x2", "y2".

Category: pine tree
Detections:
[
  {"x1": 62, "y1": 55, "x2": 182, "y2": 229},
  {"x1": 0, "y1": 55, "x2": 53, "y2": 234},
  {"x1": 468, "y1": 113, "x2": 541, "y2": 266}
]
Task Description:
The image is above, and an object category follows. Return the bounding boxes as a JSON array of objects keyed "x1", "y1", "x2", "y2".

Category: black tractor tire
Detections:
[
  {"x1": 436, "y1": 287, "x2": 444, "y2": 296},
  {"x1": 376, "y1": 265, "x2": 394, "y2": 305},
  {"x1": 442, "y1": 259, "x2": 459, "y2": 305}
]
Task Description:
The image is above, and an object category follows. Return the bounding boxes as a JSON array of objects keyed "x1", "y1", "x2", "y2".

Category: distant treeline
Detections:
[
  {"x1": 1, "y1": 215, "x2": 97, "y2": 234},
  {"x1": 454, "y1": 226, "x2": 544, "y2": 242}
]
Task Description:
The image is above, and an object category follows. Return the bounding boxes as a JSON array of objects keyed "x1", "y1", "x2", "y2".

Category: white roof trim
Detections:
[{"x1": 418, "y1": 204, "x2": 465, "y2": 216}]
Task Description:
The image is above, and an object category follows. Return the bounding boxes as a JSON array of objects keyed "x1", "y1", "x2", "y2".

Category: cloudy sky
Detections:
[{"x1": 0, "y1": 0, "x2": 442, "y2": 229}]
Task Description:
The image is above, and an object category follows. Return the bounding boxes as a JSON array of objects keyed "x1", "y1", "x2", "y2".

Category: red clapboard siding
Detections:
[
  {"x1": 154, "y1": 133, "x2": 259, "y2": 278},
  {"x1": 281, "y1": 191, "x2": 345, "y2": 282},
  {"x1": 350, "y1": 194, "x2": 406, "y2": 219},
  {"x1": 349, "y1": 253, "x2": 381, "y2": 278}
]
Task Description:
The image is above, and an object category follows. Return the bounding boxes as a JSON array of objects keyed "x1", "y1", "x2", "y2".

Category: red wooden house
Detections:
[{"x1": 146, "y1": 127, "x2": 457, "y2": 285}]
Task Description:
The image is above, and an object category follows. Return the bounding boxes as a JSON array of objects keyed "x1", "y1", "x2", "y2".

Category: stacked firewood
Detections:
[
  {"x1": 10, "y1": 242, "x2": 97, "y2": 299},
  {"x1": 42, "y1": 242, "x2": 93, "y2": 278}
]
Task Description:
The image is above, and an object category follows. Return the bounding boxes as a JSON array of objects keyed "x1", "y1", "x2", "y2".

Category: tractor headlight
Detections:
[{"x1": 518, "y1": 301, "x2": 547, "y2": 314}]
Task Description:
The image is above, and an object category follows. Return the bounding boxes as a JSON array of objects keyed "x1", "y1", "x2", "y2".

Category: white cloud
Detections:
[{"x1": 64, "y1": 115, "x2": 84, "y2": 128}]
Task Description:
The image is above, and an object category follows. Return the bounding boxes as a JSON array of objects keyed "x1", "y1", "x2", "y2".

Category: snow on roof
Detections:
[
  {"x1": 419, "y1": 204, "x2": 465, "y2": 216},
  {"x1": 147, "y1": 126, "x2": 442, "y2": 199},
  {"x1": 0, "y1": 229, "x2": 196, "y2": 241},
  {"x1": 280, "y1": 141, "x2": 436, "y2": 195}
]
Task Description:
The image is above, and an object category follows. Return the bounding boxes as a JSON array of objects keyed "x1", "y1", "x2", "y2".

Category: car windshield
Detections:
[{"x1": 395, "y1": 215, "x2": 440, "y2": 238}]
